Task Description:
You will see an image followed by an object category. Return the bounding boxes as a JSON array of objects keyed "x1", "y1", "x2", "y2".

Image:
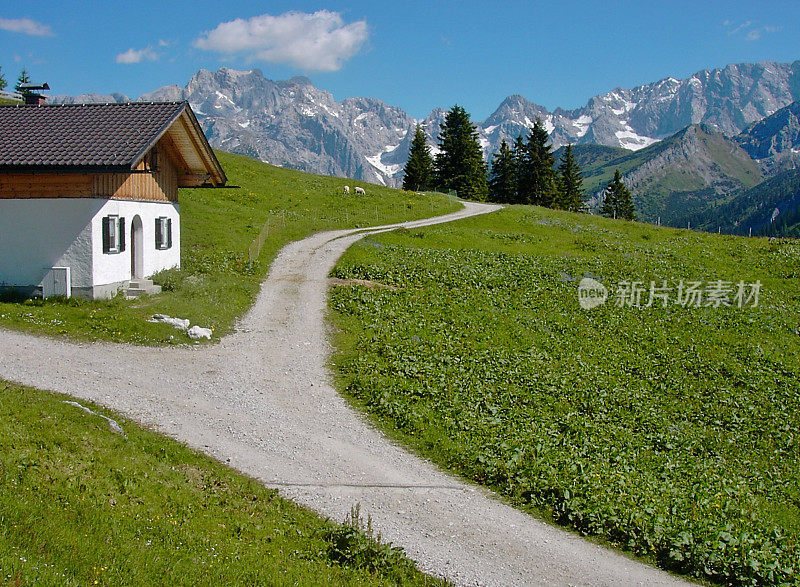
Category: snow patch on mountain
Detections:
[
  {"x1": 615, "y1": 127, "x2": 658, "y2": 150},
  {"x1": 573, "y1": 115, "x2": 593, "y2": 138},
  {"x1": 54, "y1": 60, "x2": 799, "y2": 187},
  {"x1": 366, "y1": 153, "x2": 402, "y2": 184}
]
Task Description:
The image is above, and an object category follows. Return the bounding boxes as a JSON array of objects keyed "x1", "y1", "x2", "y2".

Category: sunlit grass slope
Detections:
[
  {"x1": 0, "y1": 381, "x2": 443, "y2": 585},
  {"x1": 330, "y1": 205, "x2": 800, "y2": 585},
  {"x1": 0, "y1": 151, "x2": 460, "y2": 344}
]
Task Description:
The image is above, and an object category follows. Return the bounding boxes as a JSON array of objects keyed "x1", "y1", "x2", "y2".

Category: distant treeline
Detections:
[{"x1": 402, "y1": 105, "x2": 634, "y2": 219}]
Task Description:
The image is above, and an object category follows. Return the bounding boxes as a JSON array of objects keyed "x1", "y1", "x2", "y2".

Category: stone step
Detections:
[{"x1": 125, "y1": 279, "x2": 162, "y2": 298}]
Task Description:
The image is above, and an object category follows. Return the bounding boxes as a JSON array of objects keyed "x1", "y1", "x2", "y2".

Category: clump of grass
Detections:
[
  {"x1": 0, "y1": 380, "x2": 442, "y2": 585},
  {"x1": 321, "y1": 504, "x2": 416, "y2": 578}
]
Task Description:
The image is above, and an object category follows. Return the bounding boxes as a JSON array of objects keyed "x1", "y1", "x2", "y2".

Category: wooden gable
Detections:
[{"x1": 0, "y1": 102, "x2": 226, "y2": 201}]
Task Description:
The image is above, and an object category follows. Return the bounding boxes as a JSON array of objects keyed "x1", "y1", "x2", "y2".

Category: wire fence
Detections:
[{"x1": 247, "y1": 211, "x2": 284, "y2": 268}]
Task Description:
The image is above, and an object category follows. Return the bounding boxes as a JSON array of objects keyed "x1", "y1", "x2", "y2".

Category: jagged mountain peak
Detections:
[
  {"x1": 49, "y1": 92, "x2": 130, "y2": 105},
  {"x1": 735, "y1": 100, "x2": 800, "y2": 174},
  {"x1": 48, "y1": 60, "x2": 800, "y2": 188},
  {"x1": 284, "y1": 75, "x2": 314, "y2": 87},
  {"x1": 173, "y1": 59, "x2": 800, "y2": 185}
]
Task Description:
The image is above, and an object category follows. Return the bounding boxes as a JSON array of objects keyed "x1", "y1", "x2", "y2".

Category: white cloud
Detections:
[
  {"x1": 115, "y1": 46, "x2": 158, "y2": 64},
  {"x1": 724, "y1": 19, "x2": 780, "y2": 41},
  {"x1": 0, "y1": 17, "x2": 54, "y2": 37},
  {"x1": 726, "y1": 20, "x2": 752, "y2": 36},
  {"x1": 193, "y1": 10, "x2": 369, "y2": 72},
  {"x1": 746, "y1": 25, "x2": 781, "y2": 41}
]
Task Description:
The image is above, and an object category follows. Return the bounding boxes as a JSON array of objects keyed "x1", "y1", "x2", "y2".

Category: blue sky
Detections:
[{"x1": 1, "y1": 1, "x2": 798, "y2": 120}]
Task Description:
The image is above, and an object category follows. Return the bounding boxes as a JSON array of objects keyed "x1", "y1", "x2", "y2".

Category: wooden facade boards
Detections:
[{"x1": 0, "y1": 138, "x2": 180, "y2": 202}]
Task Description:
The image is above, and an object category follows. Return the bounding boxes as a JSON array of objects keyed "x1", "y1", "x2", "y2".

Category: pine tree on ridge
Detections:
[
  {"x1": 15, "y1": 69, "x2": 31, "y2": 96},
  {"x1": 488, "y1": 139, "x2": 517, "y2": 204},
  {"x1": 517, "y1": 117, "x2": 556, "y2": 207},
  {"x1": 600, "y1": 169, "x2": 636, "y2": 220},
  {"x1": 555, "y1": 144, "x2": 586, "y2": 212},
  {"x1": 434, "y1": 105, "x2": 488, "y2": 201},
  {"x1": 402, "y1": 124, "x2": 435, "y2": 191}
]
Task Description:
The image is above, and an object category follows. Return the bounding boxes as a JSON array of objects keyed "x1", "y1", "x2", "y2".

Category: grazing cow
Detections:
[
  {"x1": 354, "y1": 186, "x2": 366, "y2": 195},
  {"x1": 343, "y1": 185, "x2": 350, "y2": 194}
]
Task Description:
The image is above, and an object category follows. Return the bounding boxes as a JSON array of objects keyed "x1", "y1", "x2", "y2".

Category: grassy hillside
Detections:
[
  {"x1": 330, "y1": 206, "x2": 800, "y2": 584},
  {"x1": 0, "y1": 151, "x2": 460, "y2": 344},
  {"x1": 553, "y1": 144, "x2": 633, "y2": 193},
  {"x1": 576, "y1": 126, "x2": 762, "y2": 225},
  {"x1": 691, "y1": 169, "x2": 800, "y2": 237},
  {"x1": 0, "y1": 381, "x2": 441, "y2": 585}
]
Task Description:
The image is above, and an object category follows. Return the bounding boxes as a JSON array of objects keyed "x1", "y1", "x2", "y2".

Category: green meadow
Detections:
[
  {"x1": 0, "y1": 151, "x2": 459, "y2": 344},
  {"x1": 329, "y1": 206, "x2": 800, "y2": 584},
  {"x1": 0, "y1": 154, "x2": 456, "y2": 584},
  {"x1": 0, "y1": 381, "x2": 443, "y2": 585}
]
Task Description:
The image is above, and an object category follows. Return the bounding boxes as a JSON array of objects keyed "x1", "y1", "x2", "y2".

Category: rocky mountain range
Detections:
[
  {"x1": 50, "y1": 60, "x2": 800, "y2": 188},
  {"x1": 567, "y1": 125, "x2": 763, "y2": 224},
  {"x1": 735, "y1": 100, "x2": 800, "y2": 174}
]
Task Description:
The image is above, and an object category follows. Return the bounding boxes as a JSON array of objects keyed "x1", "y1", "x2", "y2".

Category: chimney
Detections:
[{"x1": 19, "y1": 82, "x2": 50, "y2": 105}]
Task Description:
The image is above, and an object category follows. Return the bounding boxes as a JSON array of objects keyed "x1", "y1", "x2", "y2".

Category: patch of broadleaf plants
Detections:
[{"x1": 329, "y1": 206, "x2": 800, "y2": 585}]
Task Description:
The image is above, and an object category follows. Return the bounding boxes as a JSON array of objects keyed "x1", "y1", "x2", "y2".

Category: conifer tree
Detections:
[
  {"x1": 510, "y1": 135, "x2": 526, "y2": 205},
  {"x1": 488, "y1": 140, "x2": 517, "y2": 203},
  {"x1": 555, "y1": 144, "x2": 586, "y2": 211},
  {"x1": 600, "y1": 169, "x2": 636, "y2": 220},
  {"x1": 517, "y1": 117, "x2": 556, "y2": 207},
  {"x1": 0, "y1": 66, "x2": 6, "y2": 92},
  {"x1": 434, "y1": 105, "x2": 488, "y2": 201},
  {"x1": 600, "y1": 173, "x2": 618, "y2": 217},
  {"x1": 402, "y1": 124, "x2": 434, "y2": 191},
  {"x1": 15, "y1": 69, "x2": 31, "y2": 95}
]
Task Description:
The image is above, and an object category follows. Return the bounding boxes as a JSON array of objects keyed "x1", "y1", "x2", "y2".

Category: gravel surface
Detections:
[{"x1": 0, "y1": 202, "x2": 690, "y2": 585}]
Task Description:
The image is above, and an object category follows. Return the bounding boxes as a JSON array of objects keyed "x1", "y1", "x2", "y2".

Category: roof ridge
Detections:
[
  {"x1": 0, "y1": 101, "x2": 188, "y2": 108},
  {"x1": 0, "y1": 101, "x2": 193, "y2": 171}
]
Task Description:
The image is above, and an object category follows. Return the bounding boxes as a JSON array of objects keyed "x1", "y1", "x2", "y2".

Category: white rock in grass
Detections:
[
  {"x1": 149, "y1": 314, "x2": 190, "y2": 331},
  {"x1": 62, "y1": 400, "x2": 126, "y2": 438},
  {"x1": 188, "y1": 325, "x2": 213, "y2": 340}
]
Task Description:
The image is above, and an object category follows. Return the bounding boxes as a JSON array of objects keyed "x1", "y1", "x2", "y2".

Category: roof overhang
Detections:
[{"x1": 130, "y1": 103, "x2": 227, "y2": 187}]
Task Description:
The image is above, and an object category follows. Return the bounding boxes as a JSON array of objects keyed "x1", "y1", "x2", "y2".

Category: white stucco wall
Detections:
[
  {"x1": 0, "y1": 198, "x2": 180, "y2": 298},
  {"x1": 91, "y1": 199, "x2": 180, "y2": 291},
  {"x1": 0, "y1": 198, "x2": 99, "y2": 291}
]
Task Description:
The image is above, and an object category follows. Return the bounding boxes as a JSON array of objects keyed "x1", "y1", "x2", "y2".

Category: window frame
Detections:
[
  {"x1": 155, "y1": 216, "x2": 172, "y2": 250},
  {"x1": 102, "y1": 215, "x2": 126, "y2": 254}
]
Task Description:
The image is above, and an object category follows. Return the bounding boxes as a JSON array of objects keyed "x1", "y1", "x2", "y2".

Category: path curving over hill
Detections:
[{"x1": 0, "y1": 202, "x2": 689, "y2": 585}]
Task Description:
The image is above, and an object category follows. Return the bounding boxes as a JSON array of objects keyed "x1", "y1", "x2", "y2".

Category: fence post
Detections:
[{"x1": 247, "y1": 214, "x2": 271, "y2": 269}]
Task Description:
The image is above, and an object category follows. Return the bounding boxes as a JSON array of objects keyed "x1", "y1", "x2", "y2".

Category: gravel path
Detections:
[{"x1": 0, "y1": 202, "x2": 689, "y2": 586}]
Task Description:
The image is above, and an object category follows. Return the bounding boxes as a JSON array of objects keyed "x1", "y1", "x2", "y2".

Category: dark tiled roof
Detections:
[{"x1": 0, "y1": 102, "x2": 187, "y2": 171}]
